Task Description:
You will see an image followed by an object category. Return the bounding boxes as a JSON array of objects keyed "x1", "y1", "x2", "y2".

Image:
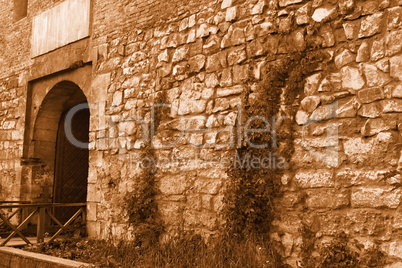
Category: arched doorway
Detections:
[
  {"x1": 26, "y1": 81, "x2": 90, "y2": 222},
  {"x1": 54, "y1": 102, "x2": 89, "y2": 222}
]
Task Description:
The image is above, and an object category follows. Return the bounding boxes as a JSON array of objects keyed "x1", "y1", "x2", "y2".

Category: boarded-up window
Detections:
[
  {"x1": 31, "y1": 0, "x2": 91, "y2": 57},
  {"x1": 14, "y1": 0, "x2": 27, "y2": 21}
]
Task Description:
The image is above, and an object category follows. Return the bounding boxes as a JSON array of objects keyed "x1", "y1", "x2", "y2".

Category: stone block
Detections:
[
  {"x1": 227, "y1": 47, "x2": 247, "y2": 66},
  {"x1": 173, "y1": 62, "x2": 188, "y2": 79},
  {"x1": 294, "y1": 170, "x2": 334, "y2": 188},
  {"x1": 221, "y1": 0, "x2": 233, "y2": 9},
  {"x1": 381, "y1": 99, "x2": 402, "y2": 113},
  {"x1": 361, "y1": 63, "x2": 391, "y2": 87},
  {"x1": 317, "y1": 210, "x2": 389, "y2": 236},
  {"x1": 159, "y1": 174, "x2": 189, "y2": 195},
  {"x1": 339, "y1": 0, "x2": 355, "y2": 14},
  {"x1": 206, "y1": 54, "x2": 222, "y2": 73},
  {"x1": 306, "y1": 189, "x2": 349, "y2": 209},
  {"x1": 335, "y1": 49, "x2": 355, "y2": 69},
  {"x1": 221, "y1": 32, "x2": 231, "y2": 49},
  {"x1": 188, "y1": 55, "x2": 206, "y2": 73},
  {"x1": 301, "y1": 96, "x2": 321, "y2": 113},
  {"x1": 336, "y1": 168, "x2": 401, "y2": 187},
  {"x1": 87, "y1": 181, "x2": 101, "y2": 202},
  {"x1": 172, "y1": 45, "x2": 189, "y2": 63},
  {"x1": 336, "y1": 97, "x2": 360, "y2": 118},
  {"x1": 214, "y1": 12, "x2": 226, "y2": 25},
  {"x1": 343, "y1": 22, "x2": 356, "y2": 40},
  {"x1": 205, "y1": 73, "x2": 219, "y2": 88},
  {"x1": 304, "y1": 73, "x2": 322, "y2": 95},
  {"x1": 187, "y1": 195, "x2": 202, "y2": 211},
  {"x1": 312, "y1": 6, "x2": 337, "y2": 22},
  {"x1": 392, "y1": 84, "x2": 402, "y2": 98},
  {"x1": 216, "y1": 85, "x2": 243, "y2": 97},
  {"x1": 356, "y1": 41, "x2": 370, "y2": 62},
  {"x1": 226, "y1": 6, "x2": 238, "y2": 22},
  {"x1": 256, "y1": 21, "x2": 276, "y2": 36},
  {"x1": 173, "y1": 145, "x2": 199, "y2": 159},
  {"x1": 361, "y1": 118, "x2": 390, "y2": 136},
  {"x1": 296, "y1": 3, "x2": 311, "y2": 25},
  {"x1": 111, "y1": 91, "x2": 122, "y2": 107},
  {"x1": 271, "y1": 213, "x2": 302, "y2": 234},
  {"x1": 87, "y1": 202, "x2": 97, "y2": 221},
  {"x1": 246, "y1": 38, "x2": 265, "y2": 58},
  {"x1": 358, "y1": 102, "x2": 381, "y2": 118},
  {"x1": 371, "y1": 39, "x2": 385, "y2": 61},
  {"x1": 343, "y1": 132, "x2": 398, "y2": 166},
  {"x1": 386, "y1": 30, "x2": 402, "y2": 56},
  {"x1": 309, "y1": 102, "x2": 337, "y2": 122},
  {"x1": 233, "y1": 64, "x2": 249, "y2": 84},
  {"x1": 213, "y1": 194, "x2": 224, "y2": 211},
  {"x1": 204, "y1": 35, "x2": 221, "y2": 55},
  {"x1": 201, "y1": 195, "x2": 213, "y2": 210},
  {"x1": 357, "y1": 87, "x2": 384, "y2": 104},
  {"x1": 279, "y1": 0, "x2": 302, "y2": 7},
  {"x1": 296, "y1": 110, "x2": 309, "y2": 125},
  {"x1": 231, "y1": 27, "x2": 246, "y2": 46},
  {"x1": 212, "y1": 98, "x2": 230, "y2": 113},
  {"x1": 390, "y1": 55, "x2": 402, "y2": 80},
  {"x1": 376, "y1": 58, "x2": 390, "y2": 73},
  {"x1": 388, "y1": 7, "x2": 402, "y2": 30},
  {"x1": 220, "y1": 68, "x2": 232, "y2": 87},
  {"x1": 358, "y1": 13, "x2": 383, "y2": 38},
  {"x1": 341, "y1": 66, "x2": 365, "y2": 90},
  {"x1": 158, "y1": 62, "x2": 172, "y2": 77},
  {"x1": 251, "y1": 0, "x2": 266, "y2": 15},
  {"x1": 202, "y1": 87, "x2": 214, "y2": 99},
  {"x1": 352, "y1": 187, "x2": 402, "y2": 208},
  {"x1": 194, "y1": 178, "x2": 222, "y2": 195},
  {"x1": 91, "y1": 73, "x2": 110, "y2": 102}
]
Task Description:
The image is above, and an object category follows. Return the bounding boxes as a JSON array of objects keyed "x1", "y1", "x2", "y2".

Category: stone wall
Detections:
[
  {"x1": 283, "y1": 1, "x2": 402, "y2": 265},
  {"x1": 0, "y1": 74, "x2": 24, "y2": 201},
  {"x1": 2, "y1": 0, "x2": 402, "y2": 266},
  {"x1": 89, "y1": 0, "x2": 402, "y2": 265}
]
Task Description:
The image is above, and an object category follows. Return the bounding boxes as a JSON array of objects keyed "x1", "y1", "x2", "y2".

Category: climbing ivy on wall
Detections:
[
  {"x1": 123, "y1": 90, "x2": 168, "y2": 246},
  {"x1": 221, "y1": 50, "x2": 329, "y2": 240}
]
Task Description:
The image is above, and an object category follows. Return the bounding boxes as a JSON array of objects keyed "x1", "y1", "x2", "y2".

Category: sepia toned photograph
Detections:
[{"x1": 0, "y1": 0, "x2": 401, "y2": 267}]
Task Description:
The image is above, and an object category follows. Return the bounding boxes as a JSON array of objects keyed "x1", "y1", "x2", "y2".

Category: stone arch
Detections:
[
  {"x1": 20, "y1": 65, "x2": 93, "y2": 203},
  {"x1": 32, "y1": 81, "x2": 88, "y2": 170},
  {"x1": 25, "y1": 80, "x2": 90, "y2": 204}
]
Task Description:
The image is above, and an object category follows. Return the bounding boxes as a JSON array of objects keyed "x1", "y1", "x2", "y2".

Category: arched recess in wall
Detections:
[{"x1": 29, "y1": 81, "x2": 90, "y2": 221}]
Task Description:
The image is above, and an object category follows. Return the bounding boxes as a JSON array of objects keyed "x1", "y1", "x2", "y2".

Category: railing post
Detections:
[
  {"x1": 81, "y1": 206, "x2": 86, "y2": 225},
  {"x1": 37, "y1": 207, "x2": 46, "y2": 244},
  {"x1": 21, "y1": 207, "x2": 29, "y2": 230}
]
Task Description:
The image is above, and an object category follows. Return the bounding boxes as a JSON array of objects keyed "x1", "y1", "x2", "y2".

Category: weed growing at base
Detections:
[{"x1": 26, "y1": 234, "x2": 282, "y2": 267}]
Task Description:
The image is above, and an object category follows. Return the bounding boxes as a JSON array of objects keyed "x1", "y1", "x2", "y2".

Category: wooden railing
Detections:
[
  {"x1": 0, "y1": 201, "x2": 31, "y2": 231},
  {"x1": 0, "y1": 202, "x2": 86, "y2": 246}
]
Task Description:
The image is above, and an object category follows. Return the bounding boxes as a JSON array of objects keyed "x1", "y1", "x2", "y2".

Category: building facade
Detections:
[{"x1": 1, "y1": 0, "x2": 402, "y2": 266}]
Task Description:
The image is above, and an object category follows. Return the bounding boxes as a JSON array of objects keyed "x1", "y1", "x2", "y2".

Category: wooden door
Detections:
[{"x1": 54, "y1": 104, "x2": 89, "y2": 223}]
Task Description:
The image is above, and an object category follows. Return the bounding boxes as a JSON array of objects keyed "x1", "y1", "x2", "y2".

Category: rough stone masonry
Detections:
[{"x1": 1, "y1": 0, "x2": 402, "y2": 266}]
